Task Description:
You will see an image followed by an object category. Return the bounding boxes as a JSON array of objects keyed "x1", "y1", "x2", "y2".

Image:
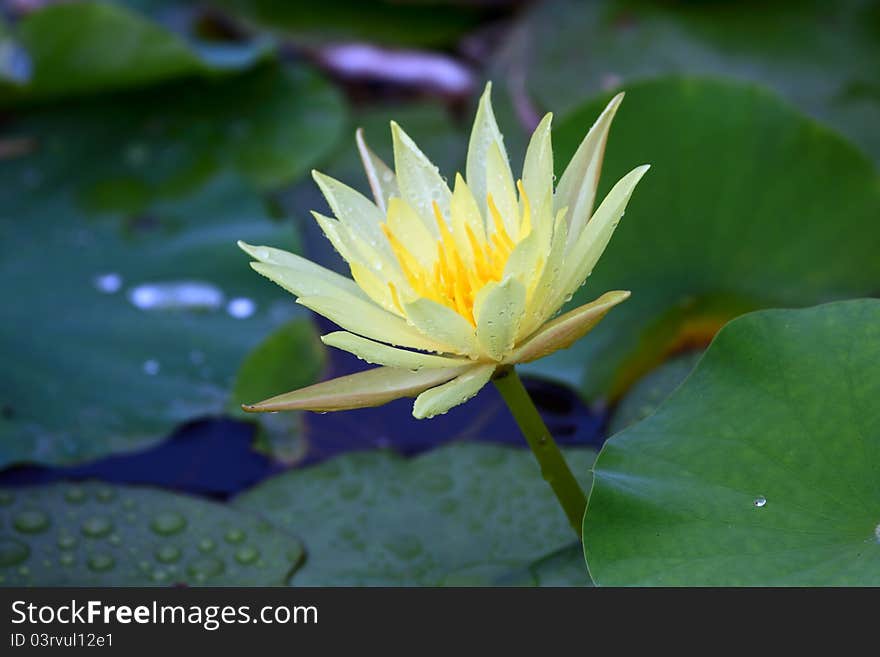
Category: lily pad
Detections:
[
  {"x1": 516, "y1": 0, "x2": 880, "y2": 162},
  {"x1": 214, "y1": 0, "x2": 493, "y2": 48},
  {"x1": 0, "y1": 174, "x2": 306, "y2": 468},
  {"x1": 525, "y1": 78, "x2": 880, "y2": 400},
  {"x1": 608, "y1": 351, "x2": 703, "y2": 434},
  {"x1": 234, "y1": 443, "x2": 595, "y2": 586},
  {"x1": 0, "y1": 482, "x2": 303, "y2": 585},
  {"x1": 583, "y1": 300, "x2": 880, "y2": 586},
  {"x1": 0, "y1": 1, "x2": 275, "y2": 103},
  {"x1": 16, "y1": 63, "x2": 345, "y2": 199}
]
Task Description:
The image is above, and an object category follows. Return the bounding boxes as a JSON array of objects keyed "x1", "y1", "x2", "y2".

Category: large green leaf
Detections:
[
  {"x1": 583, "y1": 300, "x2": 880, "y2": 586},
  {"x1": 22, "y1": 64, "x2": 345, "y2": 198},
  {"x1": 0, "y1": 1, "x2": 275, "y2": 104},
  {"x1": 0, "y1": 482, "x2": 304, "y2": 585},
  {"x1": 514, "y1": 0, "x2": 880, "y2": 162},
  {"x1": 0, "y1": 63, "x2": 342, "y2": 467},
  {"x1": 524, "y1": 78, "x2": 880, "y2": 400},
  {"x1": 235, "y1": 444, "x2": 595, "y2": 586},
  {"x1": 0, "y1": 175, "x2": 302, "y2": 468},
  {"x1": 214, "y1": 0, "x2": 491, "y2": 48}
]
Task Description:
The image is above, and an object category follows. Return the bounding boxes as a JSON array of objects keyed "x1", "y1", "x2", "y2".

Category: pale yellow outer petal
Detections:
[
  {"x1": 403, "y1": 298, "x2": 480, "y2": 358},
  {"x1": 521, "y1": 112, "x2": 554, "y2": 228},
  {"x1": 391, "y1": 121, "x2": 451, "y2": 230},
  {"x1": 412, "y1": 363, "x2": 496, "y2": 419},
  {"x1": 505, "y1": 291, "x2": 630, "y2": 364},
  {"x1": 296, "y1": 294, "x2": 447, "y2": 353},
  {"x1": 553, "y1": 165, "x2": 650, "y2": 308},
  {"x1": 238, "y1": 241, "x2": 364, "y2": 297},
  {"x1": 556, "y1": 92, "x2": 625, "y2": 249},
  {"x1": 466, "y1": 82, "x2": 512, "y2": 221},
  {"x1": 312, "y1": 211, "x2": 410, "y2": 298},
  {"x1": 386, "y1": 196, "x2": 437, "y2": 269},
  {"x1": 486, "y1": 141, "x2": 519, "y2": 238},
  {"x1": 242, "y1": 366, "x2": 467, "y2": 413},
  {"x1": 312, "y1": 171, "x2": 389, "y2": 255},
  {"x1": 356, "y1": 128, "x2": 398, "y2": 213},
  {"x1": 473, "y1": 277, "x2": 527, "y2": 361},
  {"x1": 520, "y1": 208, "x2": 569, "y2": 336},
  {"x1": 321, "y1": 331, "x2": 471, "y2": 370},
  {"x1": 450, "y1": 173, "x2": 485, "y2": 267}
]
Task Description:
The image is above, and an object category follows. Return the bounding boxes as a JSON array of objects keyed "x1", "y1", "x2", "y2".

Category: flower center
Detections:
[{"x1": 381, "y1": 180, "x2": 531, "y2": 326}]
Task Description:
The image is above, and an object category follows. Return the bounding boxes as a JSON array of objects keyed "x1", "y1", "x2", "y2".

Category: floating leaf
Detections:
[
  {"x1": 0, "y1": 482, "x2": 303, "y2": 585},
  {"x1": 525, "y1": 78, "x2": 880, "y2": 400},
  {"x1": 0, "y1": 1, "x2": 275, "y2": 104},
  {"x1": 0, "y1": 175, "x2": 306, "y2": 468},
  {"x1": 235, "y1": 443, "x2": 595, "y2": 585},
  {"x1": 516, "y1": 0, "x2": 880, "y2": 162},
  {"x1": 215, "y1": 0, "x2": 493, "y2": 48},
  {"x1": 584, "y1": 300, "x2": 880, "y2": 586}
]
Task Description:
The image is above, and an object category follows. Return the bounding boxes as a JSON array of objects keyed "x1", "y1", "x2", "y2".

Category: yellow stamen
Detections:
[
  {"x1": 388, "y1": 281, "x2": 403, "y2": 314},
  {"x1": 379, "y1": 182, "x2": 527, "y2": 326}
]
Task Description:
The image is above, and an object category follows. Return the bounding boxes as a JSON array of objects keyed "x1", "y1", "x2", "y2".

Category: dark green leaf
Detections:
[
  {"x1": 0, "y1": 482, "x2": 303, "y2": 585},
  {"x1": 526, "y1": 78, "x2": 880, "y2": 401},
  {"x1": 235, "y1": 444, "x2": 595, "y2": 585},
  {"x1": 584, "y1": 300, "x2": 880, "y2": 585}
]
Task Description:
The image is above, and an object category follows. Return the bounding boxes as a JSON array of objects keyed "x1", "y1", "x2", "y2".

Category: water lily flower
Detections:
[{"x1": 239, "y1": 84, "x2": 648, "y2": 421}]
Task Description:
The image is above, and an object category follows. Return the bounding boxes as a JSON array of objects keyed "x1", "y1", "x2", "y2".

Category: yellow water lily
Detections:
[{"x1": 239, "y1": 84, "x2": 648, "y2": 420}]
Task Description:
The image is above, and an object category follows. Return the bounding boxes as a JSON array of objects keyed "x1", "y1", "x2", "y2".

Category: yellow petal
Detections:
[
  {"x1": 473, "y1": 277, "x2": 526, "y2": 361},
  {"x1": 312, "y1": 171, "x2": 388, "y2": 253},
  {"x1": 554, "y1": 165, "x2": 650, "y2": 308},
  {"x1": 505, "y1": 291, "x2": 630, "y2": 364},
  {"x1": 390, "y1": 120, "x2": 451, "y2": 229},
  {"x1": 322, "y1": 331, "x2": 470, "y2": 369},
  {"x1": 242, "y1": 365, "x2": 466, "y2": 413},
  {"x1": 356, "y1": 128, "x2": 398, "y2": 213},
  {"x1": 522, "y1": 112, "x2": 554, "y2": 226},
  {"x1": 450, "y1": 173, "x2": 485, "y2": 267},
  {"x1": 238, "y1": 240, "x2": 363, "y2": 297},
  {"x1": 385, "y1": 196, "x2": 437, "y2": 269},
  {"x1": 313, "y1": 211, "x2": 409, "y2": 296},
  {"x1": 486, "y1": 141, "x2": 519, "y2": 238},
  {"x1": 556, "y1": 92, "x2": 625, "y2": 247},
  {"x1": 297, "y1": 294, "x2": 446, "y2": 353},
  {"x1": 466, "y1": 82, "x2": 511, "y2": 222},
  {"x1": 403, "y1": 297, "x2": 480, "y2": 357},
  {"x1": 412, "y1": 363, "x2": 496, "y2": 419},
  {"x1": 519, "y1": 208, "x2": 569, "y2": 336}
]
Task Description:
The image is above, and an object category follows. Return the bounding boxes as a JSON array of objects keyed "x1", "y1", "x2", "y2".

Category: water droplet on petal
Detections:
[{"x1": 753, "y1": 496, "x2": 767, "y2": 508}]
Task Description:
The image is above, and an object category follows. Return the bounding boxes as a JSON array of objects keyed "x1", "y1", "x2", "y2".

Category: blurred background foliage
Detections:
[{"x1": 0, "y1": 0, "x2": 877, "y2": 586}]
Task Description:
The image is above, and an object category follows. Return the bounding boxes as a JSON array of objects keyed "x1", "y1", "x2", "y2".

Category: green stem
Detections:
[{"x1": 493, "y1": 367, "x2": 587, "y2": 536}]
